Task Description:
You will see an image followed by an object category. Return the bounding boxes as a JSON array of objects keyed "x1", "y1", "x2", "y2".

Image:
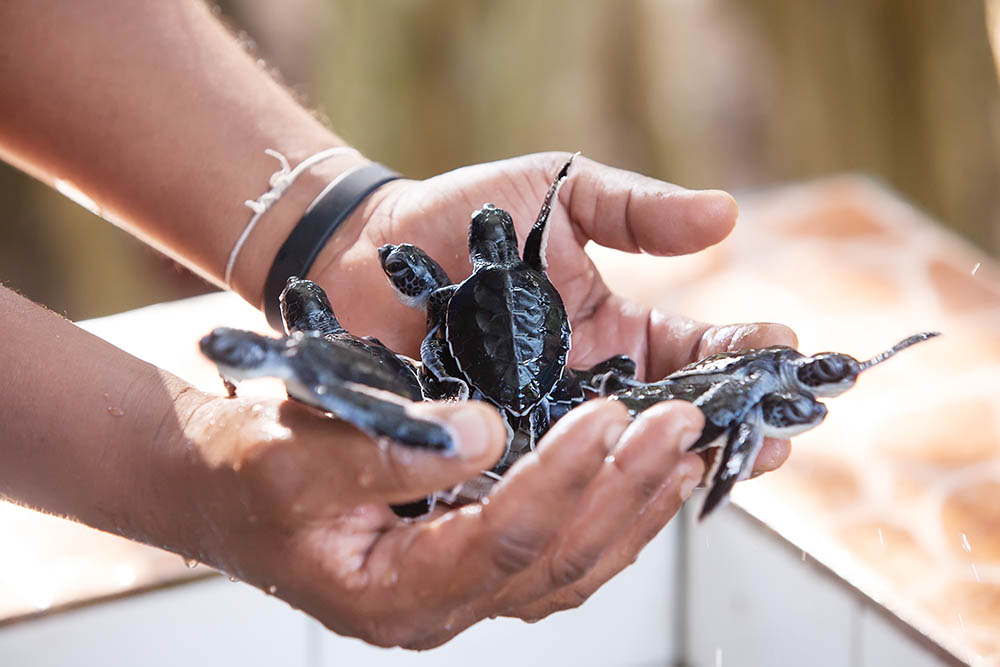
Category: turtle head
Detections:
[
  {"x1": 379, "y1": 243, "x2": 451, "y2": 307},
  {"x1": 760, "y1": 392, "x2": 828, "y2": 438},
  {"x1": 469, "y1": 204, "x2": 520, "y2": 269},
  {"x1": 795, "y1": 332, "x2": 940, "y2": 397},
  {"x1": 279, "y1": 277, "x2": 340, "y2": 336},
  {"x1": 794, "y1": 352, "x2": 862, "y2": 397},
  {"x1": 199, "y1": 328, "x2": 283, "y2": 381}
]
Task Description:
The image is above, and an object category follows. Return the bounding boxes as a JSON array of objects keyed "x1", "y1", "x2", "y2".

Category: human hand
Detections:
[
  {"x1": 310, "y1": 152, "x2": 797, "y2": 474},
  {"x1": 169, "y1": 389, "x2": 705, "y2": 649}
]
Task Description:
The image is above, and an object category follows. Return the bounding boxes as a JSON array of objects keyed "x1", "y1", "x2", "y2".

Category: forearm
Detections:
[
  {"x1": 0, "y1": 286, "x2": 208, "y2": 547},
  {"x1": 0, "y1": 0, "x2": 366, "y2": 306}
]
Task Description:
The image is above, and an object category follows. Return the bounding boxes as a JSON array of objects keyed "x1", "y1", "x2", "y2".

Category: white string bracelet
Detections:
[{"x1": 223, "y1": 146, "x2": 362, "y2": 287}]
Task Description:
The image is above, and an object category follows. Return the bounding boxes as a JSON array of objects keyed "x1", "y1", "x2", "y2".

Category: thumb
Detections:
[
  {"x1": 361, "y1": 401, "x2": 507, "y2": 505},
  {"x1": 561, "y1": 154, "x2": 738, "y2": 256}
]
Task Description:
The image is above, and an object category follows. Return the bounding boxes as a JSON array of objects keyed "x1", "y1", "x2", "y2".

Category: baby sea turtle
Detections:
[
  {"x1": 379, "y1": 241, "x2": 636, "y2": 469},
  {"x1": 280, "y1": 276, "x2": 423, "y2": 402},
  {"x1": 380, "y1": 155, "x2": 577, "y2": 451},
  {"x1": 279, "y1": 276, "x2": 435, "y2": 517},
  {"x1": 611, "y1": 332, "x2": 940, "y2": 520},
  {"x1": 199, "y1": 318, "x2": 454, "y2": 454}
]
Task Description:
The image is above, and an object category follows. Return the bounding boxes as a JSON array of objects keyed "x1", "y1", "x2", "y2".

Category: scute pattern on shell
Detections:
[{"x1": 446, "y1": 267, "x2": 570, "y2": 416}]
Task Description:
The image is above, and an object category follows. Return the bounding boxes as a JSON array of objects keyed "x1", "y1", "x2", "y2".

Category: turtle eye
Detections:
[{"x1": 385, "y1": 259, "x2": 411, "y2": 277}]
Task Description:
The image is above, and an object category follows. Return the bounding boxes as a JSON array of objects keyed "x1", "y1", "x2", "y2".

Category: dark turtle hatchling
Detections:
[
  {"x1": 611, "y1": 332, "x2": 940, "y2": 520},
  {"x1": 380, "y1": 155, "x2": 577, "y2": 453},
  {"x1": 199, "y1": 328, "x2": 454, "y2": 452},
  {"x1": 379, "y1": 241, "x2": 636, "y2": 469},
  {"x1": 279, "y1": 276, "x2": 423, "y2": 402},
  {"x1": 278, "y1": 276, "x2": 434, "y2": 517}
]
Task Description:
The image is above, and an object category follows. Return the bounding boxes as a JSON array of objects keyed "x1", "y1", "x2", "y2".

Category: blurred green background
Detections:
[{"x1": 3, "y1": 0, "x2": 999, "y2": 320}]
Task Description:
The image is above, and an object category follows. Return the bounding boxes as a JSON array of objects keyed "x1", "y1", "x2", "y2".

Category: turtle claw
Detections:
[{"x1": 221, "y1": 375, "x2": 238, "y2": 398}]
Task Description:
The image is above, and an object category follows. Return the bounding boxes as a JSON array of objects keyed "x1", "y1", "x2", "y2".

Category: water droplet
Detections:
[
  {"x1": 268, "y1": 584, "x2": 278, "y2": 594},
  {"x1": 972, "y1": 563, "x2": 981, "y2": 583},
  {"x1": 29, "y1": 592, "x2": 53, "y2": 611},
  {"x1": 971, "y1": 262, "x2": 982, "y2": 276},
  {"x1": 106, "y1": 406, "x2": 125, "y2": 417},
  {"x1": 316, "y1": 385, "x2": 328, "y2": 395},
  {"x1": 184, "y1": 558, "x2": 199, "y2": 569},
  {"x1": 604, "y1": 454, "x2": 616, "y2": 464},
  {"x1": 251, "y1": 403, "x2": 263, "y2": 415},
  {"x1": 961, "y1": 533, "x2": 972, "y2": 552},
  {"x1": 877, "y1": 528, "x2": 884, "y2": 546},
  {"x1": 357, "y1": 469, "x2": 375, "y2": 488},
  {"x1": 112, "y1": 564, "x2": 136, "y2": 587},
  {"x1": 382, "y1": 570, "x2": 399, "y2": 586},
  {"x1": 480, "y1": 496, "x2": 490, "y2": 506},
  {"x1": 228, "y1": 576, "x2": 240, "y2": 583},
  {"x1": 102, "y1": 392, "x2": 110, "y2": 400}
]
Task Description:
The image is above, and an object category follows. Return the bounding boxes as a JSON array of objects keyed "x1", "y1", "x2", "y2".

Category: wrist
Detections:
[{"x1": 228, "y1": 150, "x2": 372, "y2": 311}]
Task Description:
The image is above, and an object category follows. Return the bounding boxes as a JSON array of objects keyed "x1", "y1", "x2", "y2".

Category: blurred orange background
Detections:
[{"x1": 3, "y1": 0, "x2": 998, "y2": 320}]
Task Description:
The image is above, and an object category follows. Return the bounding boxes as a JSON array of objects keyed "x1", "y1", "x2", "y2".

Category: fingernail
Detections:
[
  {"x1": 678, "y1": 422, "x2": 702, "y2": 453},
  {"x1": 446, "y1": 405, "x2": 501, "y2": 460},
  {"x1": 679, "y1": 474, "x2": 699, "y2": 501},
  {"x1": 603, "y1": 418, "x2": 629, "y2": 452},
  {"x1": 408, "y1": 402, "x2": 501, "y2": 460}
]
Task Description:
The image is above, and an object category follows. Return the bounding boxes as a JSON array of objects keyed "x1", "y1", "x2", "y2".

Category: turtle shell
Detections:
[{"x1": 446, "y1": 266, "x2": 570, "y2": 416}]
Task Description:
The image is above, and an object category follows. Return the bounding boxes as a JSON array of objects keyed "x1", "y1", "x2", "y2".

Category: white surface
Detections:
[
  {"x1": 683, "y1": 498, "x2": 961, "y2": 667},
  {"x1": 684, "y1": 500, "x2": 856, "y2": 667},
  {"x1": 0, "y1": 577, "x2": 310, "y2": 667},
  {"x1": 858, "y1": 607, "x2": 956, "y2": 667}
]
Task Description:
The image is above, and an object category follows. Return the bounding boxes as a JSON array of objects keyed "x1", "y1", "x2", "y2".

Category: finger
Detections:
[
  {"x1": 694, "y1": 321, "x2": 799, "y2": 358},
  {"x1": 752, "y1": 437, "x2": 792, "y2": 474},
  {"x1": 485, "y1": 400, "x2": 704, "y2": 612},
  {"x1": 251, "y1": 400, "x2": 507, "y2": 510},
  {"x1": 360, "y1": 400, "x2": 631, "y2": 624},
  {"x1": 691, "y1": 322, "x2": 798, "y2": 474},
  {"x1": 560, "y1": 154, "x2": 738, "y2": 256},
  {"x1": 509, "y1": 451, "x2": 704, "y2": 622},
  {"x1": 569, "y1": 295, "x2": 798, "y2": 383}
]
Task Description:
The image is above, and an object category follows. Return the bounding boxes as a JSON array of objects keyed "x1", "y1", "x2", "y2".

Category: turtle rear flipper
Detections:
[
  {"x1": 280, "y1": 276, "x2": 347, "y2": 338},
  {"x1": 579, "y1": 354, "x2": 638, "y2": 394},
  {"x1": 523, "y1": 153, "x2": 577, "y2": 273},
  {"x1": 698, "y1": 411, "x2": 765, "y2": 520},
  {"x1": 291, "y1": 381, "x2": 455, "y2": 453}
]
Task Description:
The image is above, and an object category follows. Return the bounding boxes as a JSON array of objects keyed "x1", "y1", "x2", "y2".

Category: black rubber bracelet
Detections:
[{"x1": 262, "y1": 162, "x2": 402, "y2": 330}]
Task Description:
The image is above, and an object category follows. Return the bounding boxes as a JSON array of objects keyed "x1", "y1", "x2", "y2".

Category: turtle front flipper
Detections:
[
  {"x1": 293, "y1": 381, "x2": 455, "y2": 453},
  {"x1": 420, "y1": 337, "x2": 469, "y2": 401},
  {"x1": 691, "y1": 369, "x2": 773, "y2": 442},
  {"x1": 524, "y1": 152, "x2": 577, "y2": 273},
  {"x1": 698, "y1": 407, "x2": 765, "y2": 520}
]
